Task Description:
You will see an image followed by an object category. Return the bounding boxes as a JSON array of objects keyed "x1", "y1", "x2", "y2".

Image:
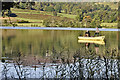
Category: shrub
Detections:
[
  {"x1": 4, "y1": 19, "x2": 8, "y2": 24},
  {"x1": 13, "y1": 23, "x2": 18, "y2": 27},
  {"x1": 17, "y1": 20, "x2": 29, "y2": 23}
]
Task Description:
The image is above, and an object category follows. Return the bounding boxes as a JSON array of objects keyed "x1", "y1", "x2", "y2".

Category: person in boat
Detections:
[
  {"x1": 85, "y1": 30, "x2": 90, "y2": 37},
  {"x1": 94, "y1": 27, "x2": 99, "y2": 37}
]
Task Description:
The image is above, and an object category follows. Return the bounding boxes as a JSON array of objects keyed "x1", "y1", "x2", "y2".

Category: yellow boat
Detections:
[
  {"x1": 78, "y1": 40, "x2": 105, "y2": 45},
  {"x1": 78, "y1": 36, "x2": 105, "y2": 41}
]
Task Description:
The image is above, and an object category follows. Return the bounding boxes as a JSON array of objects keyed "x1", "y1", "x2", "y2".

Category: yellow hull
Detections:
[
  {"x1": 78, "y1": 36, "x2": 105, "y2": 41},
  {"x1": 78, "y1": 40, "x2": 105, "y2": 45}
]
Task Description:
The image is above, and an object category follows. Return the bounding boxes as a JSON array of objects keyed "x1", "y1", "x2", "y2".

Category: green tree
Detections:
[
  {"x1": 26, "y1": 2, "x2": 32, "y2": 10},
  {"x1": 45, "y1": 6, "x2": 55, "y2": 12},
  {"x1": 90, "y1": 20, "x2": 96, "y2": 27},
  {"x1": 19, "y1": 2, "x2": 27, "y2": 9},
  {"x1": 43, "y1": 19, "x2": 50, "y2": 27},
  {"x1": 82, "y1": 9, "x2": 87, "y2": 14},
  {"x1": 64, "y1": 9, "x2": 67, "y2": 14},
  {"x1": 2, "y1": 2, "x2": 14, "y2": 17},
  {"x1": 104, "y1": 5, "x2": 109, "y2": 10},
  {"x1": 55, "y1": 4, "x2": 62, "y2": 13},
  {"x1": 2, "y1": 2, "x2": 14, "y2": 10},
  {"x1": 83, "y1": 16, "x2": 92, "y2": 27},
  {"x1": 76, "y1": 14, "x2": 83, "y2": 22}
]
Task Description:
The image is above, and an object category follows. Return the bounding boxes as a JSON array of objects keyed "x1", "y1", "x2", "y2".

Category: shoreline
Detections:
[{"x1": 0, "y1": 26, "x2": 119, "y2": 31}]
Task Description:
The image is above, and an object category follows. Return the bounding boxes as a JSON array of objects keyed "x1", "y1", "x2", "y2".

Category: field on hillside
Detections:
[{"x1": 2, "y1": 8, "x2": 75, "y2": 27}]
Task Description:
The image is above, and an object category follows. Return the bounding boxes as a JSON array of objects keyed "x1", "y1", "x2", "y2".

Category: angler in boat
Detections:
[{"x1": 85, "y1": 30, "x2": 90, "y2": 37}]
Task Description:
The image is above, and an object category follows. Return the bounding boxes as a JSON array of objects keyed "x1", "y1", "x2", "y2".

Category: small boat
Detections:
[
  {"x1": 78, "y1": 36, "x2": 105, "y2": 41},
  {"x1": 78, "y1": 40, "x2": 105, "y2": 45}
]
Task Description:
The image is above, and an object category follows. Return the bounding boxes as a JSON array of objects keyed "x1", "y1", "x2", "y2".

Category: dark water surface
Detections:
[{"x1": 1, "y1": 29, "x2": 120, "y2": 79}]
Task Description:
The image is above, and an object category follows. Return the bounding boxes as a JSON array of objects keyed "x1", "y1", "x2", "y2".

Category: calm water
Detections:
[{"x1": 1, "y1": 29, "x2": 120, "y2": 79}]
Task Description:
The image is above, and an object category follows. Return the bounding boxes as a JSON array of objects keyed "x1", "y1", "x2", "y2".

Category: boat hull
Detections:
[
  {"x1": 78, "y1": 36, "x2": 105, "y2": 41},
  {"x1": 78, "y1": 40, "x2": 105, "y2": 45}
]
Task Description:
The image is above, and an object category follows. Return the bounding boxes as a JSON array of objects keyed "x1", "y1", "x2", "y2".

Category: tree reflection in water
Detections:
[{"x1": 1, "y1": 47, "x2": 120, "y2": 79}]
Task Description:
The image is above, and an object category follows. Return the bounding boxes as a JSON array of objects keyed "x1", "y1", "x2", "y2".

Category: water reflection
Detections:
[
  {"x1": 1, "y1": 29, "x2": 119, "y2": 79},
  {"x1": 1, "y1": 49, "x2": 119, "y2": 79}
]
